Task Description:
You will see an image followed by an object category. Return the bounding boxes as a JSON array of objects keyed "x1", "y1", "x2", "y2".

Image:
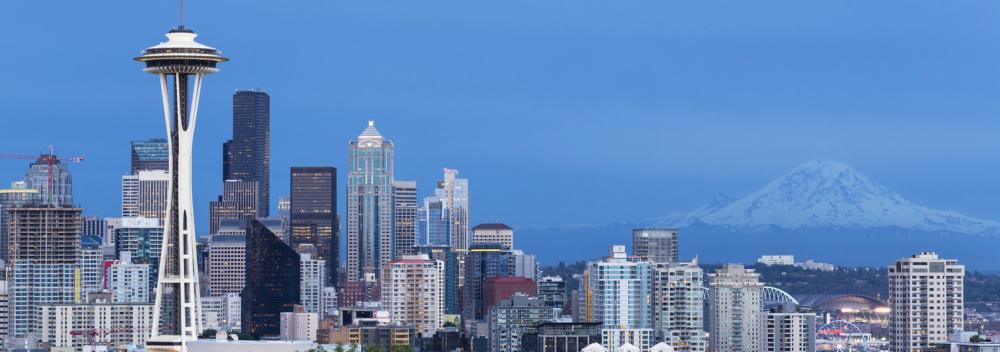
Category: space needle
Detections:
[{"x1": 135, "y1": 12, "x2": 227, "y2": 352}]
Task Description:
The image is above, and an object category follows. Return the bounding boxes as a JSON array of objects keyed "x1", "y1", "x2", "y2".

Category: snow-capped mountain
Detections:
[{"x1": 650, "y1": 160, "x2": 1000, "y2": 235}]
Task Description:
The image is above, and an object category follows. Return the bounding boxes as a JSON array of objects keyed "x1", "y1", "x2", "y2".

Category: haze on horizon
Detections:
[{"x1": 2, "y1": 1, "x2": 1000, "y2": 235}]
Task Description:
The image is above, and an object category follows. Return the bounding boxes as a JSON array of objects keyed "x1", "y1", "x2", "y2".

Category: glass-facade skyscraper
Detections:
[
  {"x1": 290, "y1": 166, "x2": 337, "y2": 287},
  {"x1": 224, "y1": 90, "x2": 270, "y2": 217},
  {"x1": 393, "y1": 180, "x2": 417, "y2": 257},
  {"x1": 130, "y1": 138, "x2": 169, "y2": 174},
  {"x1": 419, "y1": 196, "x2": 450, "y2": 247},
  {"x1": 24, "y1": 154, "x2": 73, "y2": 207},
  {"x1": 436, "y1": 169, "x2": 469, "y2": 251},
  {"x1": 243, "y1": 220, "x2": 301, "y2": 337},
  {"x1": 346, "y1": 121, "x2": 394, "y2": 282}
]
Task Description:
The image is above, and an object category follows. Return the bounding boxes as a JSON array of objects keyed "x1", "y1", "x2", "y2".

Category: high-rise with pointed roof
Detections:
[{"x1": 346, "y1": 121, "x2": 395, "y2": 282}]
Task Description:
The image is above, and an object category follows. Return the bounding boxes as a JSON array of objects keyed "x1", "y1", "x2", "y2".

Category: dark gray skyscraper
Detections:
[
  {"x1": 393, "y1": 180, "x2": 417, "y2": 257},
  {"x1": 130, "y1": 138, "x2": 168, "y2": 174},
  {"x1": 290, "y1": 167, "x2": 337, "y2": 287},
  {"x1": 224, "y1": 90, "x2": 270, "y2": 217},
  {"x1": 243, "y1": 219, "x2": 300, "y2": 337},
  {"x1": 632, "y1": 228, "x2": 679, "y2": 263}
]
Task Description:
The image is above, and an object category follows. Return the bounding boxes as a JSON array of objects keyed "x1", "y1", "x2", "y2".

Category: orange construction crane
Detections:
[{"x1": 0, "y1": 145, "x2": 85, "y2": 205}]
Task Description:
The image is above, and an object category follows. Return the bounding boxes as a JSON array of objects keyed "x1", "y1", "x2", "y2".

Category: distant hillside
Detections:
[{"x1": 538, "y1": 262, "x2": 1000, "y2": 304}]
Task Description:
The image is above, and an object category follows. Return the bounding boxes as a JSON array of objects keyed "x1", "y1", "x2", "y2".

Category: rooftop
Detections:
[{"x1": 473, "y1": 223, "x2": 512, "y2": 231}]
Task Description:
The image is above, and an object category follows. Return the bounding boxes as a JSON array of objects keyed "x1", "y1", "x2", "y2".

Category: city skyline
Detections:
[{"x1": 4, "y1": 1, "x2": 1000, "y2": 239}]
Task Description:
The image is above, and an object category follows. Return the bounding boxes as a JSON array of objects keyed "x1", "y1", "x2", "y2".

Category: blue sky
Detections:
[{"x1": 2, "y1": 1, "x2": 1000, "y2": 234}]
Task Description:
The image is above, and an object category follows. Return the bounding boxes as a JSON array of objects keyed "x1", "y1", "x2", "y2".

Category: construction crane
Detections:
[{"x1": 0, "y1": 145, "x2": 85, "y2": 206}]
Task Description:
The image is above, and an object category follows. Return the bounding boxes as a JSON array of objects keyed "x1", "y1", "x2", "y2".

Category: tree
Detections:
[
  {"x1": 347, "y1": 343, "x2": 358, "y2": 352},
  {"x1": 391, "y1": 345, "x2": 414, "y2": 352},
  {"x1": 363, "y1": 346, "x2": 385, "y2": 352},
  {"x1": 334, "y1": 344, "x2": 345, "y2": 352}
]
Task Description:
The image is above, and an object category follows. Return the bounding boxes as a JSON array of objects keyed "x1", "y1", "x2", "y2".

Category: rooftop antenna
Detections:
[{"x1": 179, "y1": 0, "x2": 184, "y2": 28}]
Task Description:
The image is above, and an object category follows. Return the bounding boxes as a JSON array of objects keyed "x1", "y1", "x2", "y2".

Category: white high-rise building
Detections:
[
  {"x1": 206, "y1": 234, "x2": 246, "y2": 297},
  {"x1": 321, "y1": 287, "x2": 338, "y2": 318},
  {"x1": 888, "y1": 252, "x2": 965, "y2": 352},
  {"x1": 200, "y1": 293, "x2": 241, "y2": 332},
  {"x1": 513, "y1": 249, "x2": 537, "y2": 281},
  {"x1": 38, "y1": 298, "x2": 155, "y2": 351},
  {"x1": 651, "y1": 260, "x2": 706, "y2": 352},
  {"x1": 709, "y1": 264, "x2": 763, "y2": 352},
  {"x1": 108, "y1": 252, "x2": 151, "y2": 303},
  {"x1": 586, "y1": 245, "x2": 651, "y2": 329},
  {"x1": 761, "y1": 304, "x2": 816, "y2": 352},
  {"x1": 299, "y1": 253, "x2": 326, "y2": 314},
  {"x1": 121, "y1": 170, "x2": 169, "y2": 219},
  {"x1": 279, "y1": 308, "x2": 318, "y2": 342},
  {"x1": 383, "y1": 254, "x2": 444, "y2": 335},
  {"x1": 79, "y1": 240, "x2": 106, "y2": 296},
  {"x1": 136, "y1": 23, "x2": 228, "y2": 351}
]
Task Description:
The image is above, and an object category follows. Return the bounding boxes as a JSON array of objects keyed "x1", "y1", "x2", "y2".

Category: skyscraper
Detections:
[
  {"x1": 290, "y1": 167, "x2": 337, "y2": 287},
  {"x1": 299, "y1": 251, "x2": 326, "y2": 314},
  {"x1": 419, "y1": 196, "x2": 450, "y2": 246},
  {"x1": 632, "y1": 229, "x2": 679, "y2": 264},
  {"x1": 0, "y1": 184, "x2": 40, "y2": 264},
  {"x1": 436, "y1": 168, "x2": 469, "y2": 251},
  {"x1": 651, "y1": 260, "x2": 706, "y2": 352},
  {"x1": 415, "y1": 245, "x2": 462, "y2": 315},
  {"x1": 24, "y1": 153, "x2": 74, "y2": 207},
  {"x1": 708, "y1": 264, "x2": 763, "y2": 352},
  {"x1": 208, "y1": 180, "x2": 259, "y2": 234},
  {"x1": 243, "y1": 220, "x2": 301, "y2": 338},
  {"x1": 6, "y1": 207, "x2": 81, "y2": 336},
  {"x1": 383, "y1": 254, "x2": 444, "y2": 335},
  {"x1": 135, "y1": 23, "x2": 228, "y2": 350},
  {"x1": 393, "y1": 180, "x2": 418, "y2": 257},
  {"x1": 131, "y1": 138, "x2": 169, "y2": 174},
  {"x1": 462, "y1": 244, "x2": 517, "y2": 331},
  {"x1": 206, "y1": 234, "x2": 246, "y2": 297},
  {"x1": 224, "y1": 90, "x2": 270, "y2": 217},
  {"x1": 888, "y1": 252, "x2": 964, "y2": 352},
  {"x1": 121, "y1": 170, "x2": 169, "y2": 219},
  {"x1": 346, "y1": 121, "x2": 394, "y2": 282}
]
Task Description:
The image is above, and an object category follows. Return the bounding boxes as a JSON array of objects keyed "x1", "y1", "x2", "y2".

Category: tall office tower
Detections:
[
  {"x1": 415, "y1": 245, "x2": 462, "y2": 315},
  {"x1": 888, "y1": 252, "x2": 965, "y2": 352},
  {"x1": 290, "y1": 167, "x2": 337, "y2": 287},
  {"x1": 131, "y1": 138, "x2": 170, "y2": 174},
  {"x1": 6, "y1": 207, "x2": 81, "y2": 336},
  {"x1": 651, "y1": 260, "x2": 706, "y2": 352},
  {"x1": 708, "y1": 264, "x2": 763, "y2": 352},
  {"x1": 435, "y1": 168, "x2": 469, "y2": 251},
  {"x1": 206, "y1": 234, "x2": 246, "y2": 296},
  {"x1": 632, "y1": 229, "x2": 679, "y2": 264},
  {"x1": 761, "y1": 304, "x2": 816, "y2": 352},
  {"x1": 122, "y1": 170, "x2": 170, "y2": 219},
  {"x1": 489, "y1": 293, "x2": 557, "y2": 352},
  {"x1": 471, "y1": 223, "x2": 514, "y2": 250},
  {"x1": 136, "y1": 24, "x2": 227, "y2": 350},
  {"x1": 113, "y1": 217, "x2": 164, "y2": 293},
  {"x1": 79, "y1": 235, "x2": 106, "y2": 296},
  {"x1": 585, "y1": 245, "x2": 651, "y2": 328},
  {"x1": 383, "y1": 254, "x2": 445, "y2": 335},
  {"x1": 243, "y1": 220, "x2": 301, "y2": 338},
  {"x1": 0, "y1": 280, "x2": 8, "y2": 346},
  {"x1": 208, "y1": 180, "x2": 259, "y2": 234},
  {"x1": 0, "y1": 185, "x2": 40, "y2": 264},
  {"x1": 299, "y1": 251, "x2": 326, "y2": 314},
  {"x1": 347, "y1": 121, "x2": 395, "y2": 282},
  {"x1": 393, "y1": 180, "x2": 418, "y2": 257},
  {"x1": 224, "y1": 90, "x2": 270, "y2": 217},
  {"x1": 419, "y1": 196, "x2": 450, "y2": 246},
  {"x1": 537, "y1": 276, "x2": 567, "y2": 313},
  {"x1": 108, "y1": 252, "x2": 152, "y2": 303},
  {"x1": 24, "y1": 153, "x2": 74, "y2": 207},
  {"x1": 462, "y1": 244, "x2": 517, "y2": 331}
]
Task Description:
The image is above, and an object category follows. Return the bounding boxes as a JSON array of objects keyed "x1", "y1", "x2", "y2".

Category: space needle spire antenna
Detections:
[{"x1": 134, "y1": 4, "x2": 227, "y2": 351}]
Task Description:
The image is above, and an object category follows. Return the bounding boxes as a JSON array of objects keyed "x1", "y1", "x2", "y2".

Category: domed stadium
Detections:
[{"x1": 796, "y1": 294, "x2": 890, "y2": 327}]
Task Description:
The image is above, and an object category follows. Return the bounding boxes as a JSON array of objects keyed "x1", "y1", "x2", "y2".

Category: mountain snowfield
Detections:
[{"x1": 649, "y1": 160, "x2": 1000, "y2": 236}]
